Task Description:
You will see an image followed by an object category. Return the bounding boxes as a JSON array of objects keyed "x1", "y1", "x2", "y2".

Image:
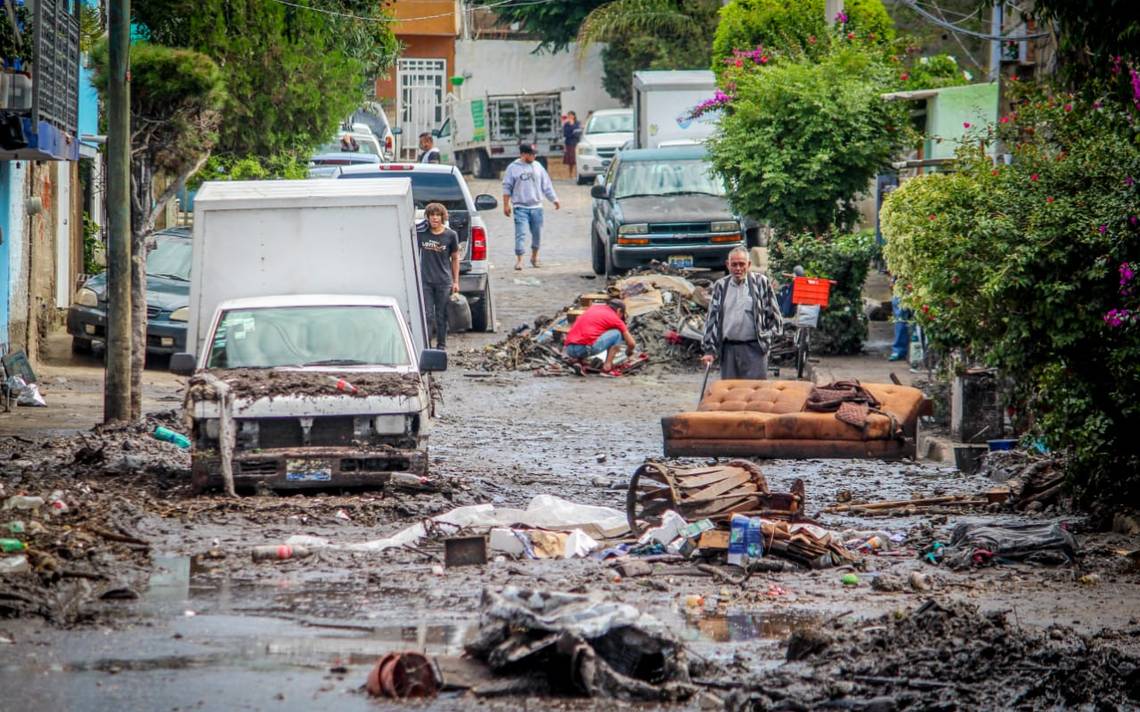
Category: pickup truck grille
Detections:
[
  {"x1": 146, "y1": 305, "x2": 163, "y2": 319},
  {"x1": 597, "y1": 147, "x2": 617, "y2": 159},
  {"x1": 649, "y1": 222, "x2": 711, "y2": 235},
  {"x1": 253, "y1": 416, "x2": 357, "y2": 449}
]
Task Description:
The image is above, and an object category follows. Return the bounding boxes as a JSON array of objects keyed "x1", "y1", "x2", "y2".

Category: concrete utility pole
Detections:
[
  {"x1": 826, "y1": 0, "x2": 845, "y2": 24},
  {"x1": 103, "y1": 0, "x2": 131, "y2": 423},
  {"x1": 988, "y1": 1, "x2": 1004, "y2": 82}
]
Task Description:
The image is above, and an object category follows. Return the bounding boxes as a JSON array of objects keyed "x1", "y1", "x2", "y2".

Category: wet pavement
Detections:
[{"x1": 2, "y1": 175, "x2": 1139, "y2": 709}]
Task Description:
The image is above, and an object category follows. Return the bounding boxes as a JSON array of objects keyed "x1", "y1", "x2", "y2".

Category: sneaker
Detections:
[{"x1": 887, "y1": 353, "x2": 905, "y2": 362}]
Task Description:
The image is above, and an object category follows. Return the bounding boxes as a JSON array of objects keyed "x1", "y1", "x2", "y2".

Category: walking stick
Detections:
[{"x1": 697, "y1": 361, "x2": 712, "y2": 409}]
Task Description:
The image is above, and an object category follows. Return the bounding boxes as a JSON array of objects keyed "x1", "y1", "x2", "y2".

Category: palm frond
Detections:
[{"x1": 576, "y1": 0, "x2": 694, "y2": 52}]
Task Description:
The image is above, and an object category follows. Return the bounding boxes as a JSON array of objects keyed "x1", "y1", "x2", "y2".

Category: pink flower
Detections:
[
  {"x1": 734, "y1": 58, "x2": 743, "y2": 67},
  {"x1": 1131, "y1": 215, "x2": 1139, "y2": 227},
  {"x1": 1099, "y1": 224, "x2": 1108, "y2": 234},
  {"x1": 1046, "y1": 196, "x2": 1054, "y2": 204},
  {"x1": 900, "y1": 72, "x2": 909, "y2": 81},
  {"x1": 808, "y1": 35, "x2": 817, "y2": 45},
  {"x1": 846, "y1": 32, "x2": 856, "y2": 40},
  {"x1": 1030, "y1": 174, "x2": 1038, "y2": 182},
  {"x1": 759, "y1": 55, "x2": 769, "y2": 65},
  {"x1": 1093, "y1": 100, "x2": 1103, "y2": 109},
  {"x1": 1126, "y1": 176, "x2": 1135, "y2": 187},
  {"x1": 928, "y1": 214, "x2": 937, "y2": 221},
  {"x1": 834, "y1": 10, "x2": 848, "y2": 23},
  {"x1": 999, "y1": 116, "x2": 1010, "y2": 124},
  {"x1": 1064, "y1": 103, "x2": 1073, "y2": 112},
  {"x1": 963, "y1": 122, "x2": 971, "y2": 129}
]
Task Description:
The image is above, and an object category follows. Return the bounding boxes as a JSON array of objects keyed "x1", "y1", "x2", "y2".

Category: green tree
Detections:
[
  {"x1": 708, "y1": 45, "x2": 908, "y2": 235},
  {"x1": 132, "y1": 0, "x2": 397, "y2": 157},
  {"x1": 881, "y1": 96, "x2": 1140, "y2": 507},
  {"x1": 470, "y1": 0, "x2": 609, "y2": 52},
  {"x1": 90, "y1": 41, "x2": 226, "y2": 418}
]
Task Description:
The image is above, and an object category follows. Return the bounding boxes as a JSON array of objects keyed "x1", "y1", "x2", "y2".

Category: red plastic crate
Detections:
[{"x1": 791, "y1": 276, "x2": 832, "y2": 307}]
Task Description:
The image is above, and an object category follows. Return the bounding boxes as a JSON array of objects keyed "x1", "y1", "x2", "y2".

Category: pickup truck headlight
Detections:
[
  {"x1": 577, "y1": 144, "x2": 596, "y2": 156},
  {"x1": 373, "y1": 414, "x2": 408, "y2": 435},
  {"x1": 169, "y1": 307, "x2": 189, "y2": 322},
  {"x1": 618, "y1": 223, "x2": 649, "y2": 235},
  {"x1": 710, "y1": 220, "x2": 741, "y2": 233},
  {"x1": 75, "y1": 287, "x2": 98, "y2": 307}
]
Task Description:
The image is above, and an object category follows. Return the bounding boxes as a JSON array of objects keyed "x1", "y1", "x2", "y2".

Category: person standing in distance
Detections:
[
  {"x1": 418, "y1": 132, "x2": 441, "y2": 163},
  {"x1": 502, "y1": 143, "x2": 560, "y2": 271},
  {"x1": 562, "y1": 111, "x2": 582, "y2": 180},
  {"x1": 418, "y1": 202, "x2": 460, "y2": 349},
  {"x1": 701, "y1": 247, "x2": 783, "y2": 379}
]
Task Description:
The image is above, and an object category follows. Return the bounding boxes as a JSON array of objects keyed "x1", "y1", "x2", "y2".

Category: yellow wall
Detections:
[{"x1": 392, "y1": 0, "x2": 459, "y2": 36}]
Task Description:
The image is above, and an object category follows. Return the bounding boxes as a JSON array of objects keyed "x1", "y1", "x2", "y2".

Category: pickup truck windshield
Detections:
[
  {"x1": 587, "y1": 113, "x2": 633, "y2": 134},
  {"x1": 339, "y1": 171, "x2": 467, "y2": 212},
  {"x1": 614, "y1": 159, "x2": 726, "y2": 200},
  {"x1": 206, "y1": 305, "x2": 411, "y2": 369}
]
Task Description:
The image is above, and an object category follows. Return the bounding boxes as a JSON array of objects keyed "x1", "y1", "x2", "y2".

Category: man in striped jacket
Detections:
[{"x1": 701, "y1": 247, "x2": 783, "y2": 379}]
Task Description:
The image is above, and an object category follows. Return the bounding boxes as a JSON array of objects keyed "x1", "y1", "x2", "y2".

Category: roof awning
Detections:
[
  {"x1": 0, "y1": 117, "x2": 80, "y2": 161},
  {"x1": 880, "y1": 89, "x2": 941, "y2": 102}
]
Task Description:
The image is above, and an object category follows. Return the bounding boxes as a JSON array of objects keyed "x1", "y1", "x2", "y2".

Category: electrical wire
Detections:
[
  {"x1": 899, "y1": 0, "x2": 1049, "y2": 41},
  {"x1": 909, "y1": 0, "x2": 980, "y2": 23},
  {"x1": 263, "y1": 0, "x2": 559, "y2": 24}
]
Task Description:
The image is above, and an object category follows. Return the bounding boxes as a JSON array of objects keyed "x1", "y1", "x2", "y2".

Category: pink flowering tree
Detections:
[{"x1": 882, "y1": 93, "x2": 1140, "y2": 506}]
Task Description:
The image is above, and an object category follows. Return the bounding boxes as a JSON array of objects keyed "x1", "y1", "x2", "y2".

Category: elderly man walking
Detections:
[
  {"x1": 701, "y1": 247, "x2": 783, "y2": 379},
  {"x1": 502, "y1": 143, "x2": 560, "y2": 271}
]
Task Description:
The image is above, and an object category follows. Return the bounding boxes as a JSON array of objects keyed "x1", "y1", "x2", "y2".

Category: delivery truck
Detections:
[
  {"x1": 434, "y1": 91, "x2": 563, "y2": 178},
  {"x1": 170, "y1": 178, "x2": 446, "y2": 493},
  {"x1": 632, "y1": 70, "x2": 720, "y2": 149}
]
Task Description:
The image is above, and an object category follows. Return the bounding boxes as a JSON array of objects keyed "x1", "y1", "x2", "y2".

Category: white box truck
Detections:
[
  {"x1": 170, "y1": 178, "x2": 446, "y2": 493},
  {"x1": 434, "y1": 91, "x2": 563, "y2": 178},
  {"x1": 632, "y1": 70, "x2": 720, "y2": 149}
]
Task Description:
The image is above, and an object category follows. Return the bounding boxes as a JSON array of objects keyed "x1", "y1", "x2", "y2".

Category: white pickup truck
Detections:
[{"x1": 170, "y1": 179, "x2": 446, "y2": 493}]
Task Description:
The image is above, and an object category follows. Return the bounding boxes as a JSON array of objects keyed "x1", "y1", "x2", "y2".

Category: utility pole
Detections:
[
  {"x1": 826, "y1": 0, "x2": 844, "y2": 24},
  {"x1": 103, "y1": 0, "x2": 131, "y2": 423}
]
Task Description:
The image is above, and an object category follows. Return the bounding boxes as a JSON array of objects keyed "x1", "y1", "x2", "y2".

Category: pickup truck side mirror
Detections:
[
  {"x1": 391, "y1": 127, "x2": 402, "y2": 135},
  {"x1": 170, "y1": 352, "x2": 196, "y2": 376},
  {"x1": 431, "y1": 128, "x2": 441, "y2": 138},
  {"x1": 419, "y1": 348, "x2": 448, "y2": 373},
  {"x1": 474, "y1": 194, "x2": 498, "y2": 211},
  {"x1": 590, "y1": 184, "x2": 609, "y2": 200}
]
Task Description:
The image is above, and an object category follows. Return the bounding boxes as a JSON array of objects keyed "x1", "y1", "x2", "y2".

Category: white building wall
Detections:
[
  {"x1": 6, "y1": 161, "x2": 29, "y2": 345},
  {"x1": 454, "y1": 40, "x2": 624, "y2": 116}
]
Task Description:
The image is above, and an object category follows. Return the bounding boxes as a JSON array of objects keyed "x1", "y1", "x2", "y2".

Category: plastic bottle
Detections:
[
  {"x1": 250, "y1": 544, "x2": 313, "y2": 562},
  {"x1": 4, "y1": 521, "x2": 25, "y2": 534},
  {"x1": 47, "y1": 490, "x2": 68, "y2": 514},
  {"x1": 0, "y1": 556, "x2": 30, "y2": 574},
  {"x1": 327, "y1": 376, "x2": 359, "y2": 395},
  {"x1": 0, "y1": 539, "x2": 26, "y2": 553},
  {"x1": 153, "y1": 426, "x2": 191, "y2": 449},
  {"x1": 2, "y1": 496, "x2": 44, "y2": 511}
]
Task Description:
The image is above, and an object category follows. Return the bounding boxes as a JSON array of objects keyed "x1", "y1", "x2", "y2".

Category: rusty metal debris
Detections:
[
  {"x1": 366, "y1": 651, "x2": 439, "y2": 698},
  {"x1": 626, "y1": 460, "x2": 805, "y2": 534},
  {"x1": 444, "y1": 535, "x2": 488, "y2": 567}
]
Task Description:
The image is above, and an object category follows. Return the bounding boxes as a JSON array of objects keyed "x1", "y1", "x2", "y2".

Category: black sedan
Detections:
[{"x1": 67, "y1": 227, "x2": 192, "y2": 355}]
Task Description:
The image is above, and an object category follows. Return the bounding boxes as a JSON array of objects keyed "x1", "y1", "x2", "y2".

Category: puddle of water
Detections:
[{"x1": 669, "y1": 609, "x2": 822, "y2": 643}]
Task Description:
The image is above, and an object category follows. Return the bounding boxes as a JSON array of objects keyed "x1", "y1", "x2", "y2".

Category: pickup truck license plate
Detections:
[
  {"x1": 286, "y1": 459, "x2": 332, "y2": 482},
  {"x1": 668, "y1": 255, "x2": 694, "y2": 269}
]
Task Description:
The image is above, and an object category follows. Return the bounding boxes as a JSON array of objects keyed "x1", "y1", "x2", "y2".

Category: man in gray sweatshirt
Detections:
[{"x1": 502, "y1": 143, "x2": 560, "y2": 270}]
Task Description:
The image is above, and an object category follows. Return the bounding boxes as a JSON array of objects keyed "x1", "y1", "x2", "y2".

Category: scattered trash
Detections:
[
  {"x1": 841, "y1": 573, "x2": 860, "y2": 587},
  {"x1": 488, "y1": 528, "x2": 599, "y2": 560},
  {"x1": 727, "y1": 514, "x2": 763, "y2": 567},
  {"x1": 466, "y1": 587, "x2": 695, "y2": 701},
  {"x1": 979, "y1": 450, "x2": 1066, "y2": 511},
  {"x1": 152, "y1": 426, "x2": 191, "y2": 449},
  {"x1": 908, "y1": 571, "x2": 930, "y2": 591},
  {"x1": 327, "y1": 376, "x2": 359, "y2": 395},
  {"x1": 0, "y1": 555, "x2": 30, "y2": 574},
  {"x1": 512, "y1": 277, "x2": 542, "y2": 287},
  {"x1": 2, "y1": 496, "x2": 44, "y2": 511},
  {"x1": 333, "y1": 509, "x2": 351, "y2": 521},
  {"x1": 366, "y1": 652, "x2": 439, "y2": 699},
  {"x1": 250, "y1": 544, "x2": 313, "y2": 562},
  {"x1": 1078, "y1": 573, "x2": 1101, "y2": 586},
  {"x1": 0, "y1": 539, "x2": 26, "y2": 553},
  {"x1": 923, "y1": 522, "x2": 1078, "y2": 569},
  {"x1": 3, "y1": 521, "x2": 24, "y2": 535},
  {"x1": 444, "y1": 535, "x2": 488, "y2": 567},
  {"x1": 5, "y1": 376, "x2": 47, "y2": 407},
  {"x1": 47, "y1": 490, "x2": 68, "y2": 514}
]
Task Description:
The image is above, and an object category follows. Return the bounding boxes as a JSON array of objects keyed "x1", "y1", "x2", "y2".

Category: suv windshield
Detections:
[
  {"x1": 339, "y1": 171, "x2": 468, "y2": 212},
  {"x1": 207, "y1": 305, "x2": 410, "y2": 369},
  {"x1": 320, "y1": 138, "x2": 380, "y2": 157},
  {"x1": 614, "y1": 159, "x2": 726, "y2": 199},
  {"x1": 587, "y1": 113, "x2": 633, "y2": 134},
  {"x1": 146, "y1": 236, "x2": 192, "y2": 280}
]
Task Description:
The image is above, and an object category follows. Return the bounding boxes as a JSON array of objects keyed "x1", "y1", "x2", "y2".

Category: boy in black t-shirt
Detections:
[{"x1": 418, "y1": 202, "x2": 460, "y2": 349}]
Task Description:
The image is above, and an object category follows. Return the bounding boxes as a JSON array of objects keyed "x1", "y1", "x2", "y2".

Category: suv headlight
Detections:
[
  {"x1": 618, "y1": 223, "x2": 649, "y2": 235},
  {"x1": 169, "y1": 307, "x2": 189, "y2": 322},
  {"x1": 75, "y1": 287, "x2": 98, "y2": 307},
  {"x1": 710, "y1": 220, "x2": 741, "y2": 233},
  {"x1": 577, "y1": 144, "x2": 596, "y2": 156}
]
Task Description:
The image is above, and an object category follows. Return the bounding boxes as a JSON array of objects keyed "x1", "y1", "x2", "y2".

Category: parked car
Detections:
[
  {"x1": 308, "y1": 145, "x2": 380, "y2": 178},
  {"x1": 575, "y1": 108, "x2": 633, "y2": 185},
  {"x1": 351, "y1": 104, "x2": 400, "y2": 161},
  {"x1": 67, "y1": 227, "x2": 192, "y2": 355},
  {"x1": 336, "y1": 163, "x2": 499, "y2": 332},
  {"x1": 589, "y1": 145, "x2": 745, "y2": 276}
]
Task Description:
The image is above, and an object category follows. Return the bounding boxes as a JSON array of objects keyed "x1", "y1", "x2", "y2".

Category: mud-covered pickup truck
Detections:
[{"x1": 170, "y1": 179, "x2": 446, "y2": 493}]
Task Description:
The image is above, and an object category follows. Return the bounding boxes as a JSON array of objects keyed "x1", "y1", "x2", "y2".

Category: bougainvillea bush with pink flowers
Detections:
[{"x1": 881, "y1": 94, "x2": 1140, "y2": 507}]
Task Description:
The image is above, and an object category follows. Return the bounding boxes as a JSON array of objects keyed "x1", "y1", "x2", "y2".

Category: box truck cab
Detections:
[
  {"x1": 171, "y1": 178, "x2": 445, "y2": 492},
  {"x1": 632, "y1": 70, "x2": 720, "y2": 149}
]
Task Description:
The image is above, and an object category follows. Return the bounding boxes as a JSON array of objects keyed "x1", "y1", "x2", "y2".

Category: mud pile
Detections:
[
  {"x1": 733, "y1": 599, "x2": 1140, "y2": 709},
  {"x1": 187, "y1": 369, "x2": 424, "y2": 401}
]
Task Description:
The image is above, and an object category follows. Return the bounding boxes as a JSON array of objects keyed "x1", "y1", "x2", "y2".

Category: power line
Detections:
[{"x1": 900, "y1": 0, "x2": 1049, "y2": 41}]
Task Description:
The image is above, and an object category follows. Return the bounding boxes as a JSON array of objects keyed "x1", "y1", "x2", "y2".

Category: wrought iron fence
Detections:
[{"x1": 31, "y1": 0, "x2": 80, "y2": 135}]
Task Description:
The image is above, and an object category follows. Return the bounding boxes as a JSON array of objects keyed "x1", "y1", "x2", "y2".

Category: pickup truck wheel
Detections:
[
  {"x1": 603, "y1": 237, "x2": 623, "y2": 278},
  {"x1": 472, "y1": 150, "x2": 492, "y2": 179},
  {"x1": 576, "y1": 173, "x2": 591, "y2": 186},
  {"x1": 472, "y1": 280, "x2": 494, "y2": 332},
  {"x1": 591, "y1": 234, "x2": 605, "y2": 275},
  {"x1": 71, "y1": 337, "x2": 93, "y2": 354}
]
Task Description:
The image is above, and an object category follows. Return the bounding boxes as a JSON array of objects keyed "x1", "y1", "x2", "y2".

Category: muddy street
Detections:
[{"x1": 1, "y1": 175, "x2": 1139, "y2": 711}]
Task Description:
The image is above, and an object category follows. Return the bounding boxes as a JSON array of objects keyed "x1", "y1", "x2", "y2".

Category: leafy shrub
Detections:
[
  {"x1": 881, "y1": 95, "x2": 1140, "y2": 507},
  {"x1": 192, "y1": 153, "x2": 309, "y2": 187},
  {"x1": 771, "y1": 230, "x2": 878, "y2": 354}
]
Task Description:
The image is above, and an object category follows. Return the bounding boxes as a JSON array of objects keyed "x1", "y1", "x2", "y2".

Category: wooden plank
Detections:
[
  {"x1": 698, "y1": 530, "x2": 730, "y2": 550},
  {"x1": 686, "y1": 471, "x2": 751, "y2": 501},
  {"x1": 673, "y1": 468, "x2": 744, "y2": 489}
]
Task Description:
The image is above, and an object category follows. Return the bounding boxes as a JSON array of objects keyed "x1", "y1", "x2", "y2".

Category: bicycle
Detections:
[{"x1": 780, "y1": 272, "x2": 836, "y2": 380}]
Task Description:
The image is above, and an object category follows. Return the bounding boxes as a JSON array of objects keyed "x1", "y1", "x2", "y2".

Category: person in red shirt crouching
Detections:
[{"x1": 564, "y1": 299, "x2": 637, "y2": 373}]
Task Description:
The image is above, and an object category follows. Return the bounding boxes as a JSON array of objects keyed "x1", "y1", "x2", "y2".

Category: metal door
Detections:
[{"x1": 397, "y1": 58, "x2": 446, "y2": 160}]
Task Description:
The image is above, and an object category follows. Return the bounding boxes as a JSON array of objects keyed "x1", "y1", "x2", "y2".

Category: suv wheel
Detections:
[
  {"x1": 472, "y1": 150, "x2": 492, "y2": 179},
  {"x1": 576, "y1": 173, "x2": 591, "y2": 186},
  {"x1": 603, "y1": 236, "x2": 623, "y2": 278},
  {"x1": 472, "y1": 280, "x2": 494, "y2": 332},
  {"x1": 591, "y1": 234, "x2": 605, "y2": 276}
]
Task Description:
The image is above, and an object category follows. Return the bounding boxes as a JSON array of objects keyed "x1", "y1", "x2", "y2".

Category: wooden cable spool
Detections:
[{"x1": 626, "y1": 459, "x2": 773, "y2": 534}]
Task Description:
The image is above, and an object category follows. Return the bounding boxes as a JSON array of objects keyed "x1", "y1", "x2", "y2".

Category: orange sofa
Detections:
[{"x1": 662, "y1": 380, "x2": 928, "y2": 460}]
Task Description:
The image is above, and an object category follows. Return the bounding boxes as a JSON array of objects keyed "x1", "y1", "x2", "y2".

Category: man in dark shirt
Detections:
[{"x1": 418, "y1": 202, "x2": 460, "y2": 349}]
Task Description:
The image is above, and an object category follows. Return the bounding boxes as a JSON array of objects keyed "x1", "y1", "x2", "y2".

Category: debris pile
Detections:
[
  {"x1": 979, "y1": 449, "x2": 1067, "y2": 512},
  {"x1": 765, "y1": 600, "x2": 1140, "y2": 710},
  {"x1": 923, "y1": 521, "x2": 1079, "y2": 569},
  {"x1": 465, "y1": 586, "x2": 695, "y2": 701}
]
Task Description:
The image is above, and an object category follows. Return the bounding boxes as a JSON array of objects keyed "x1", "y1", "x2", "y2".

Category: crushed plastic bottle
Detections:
[
  {"x1": 327, "y1": 376, "x2": 359, "y2": 395},
  {"x1": 47, "y1": 490, "x2": 68, "y2": 514},
  {"x1": 0, "y1": 539, "x2": 27, "y2": 553},
  {"x1": 2, "y1": 496, "x2": 44, "y2": 511},
  {"x1": 250, "y1": 544, "x2": 313, "y2": 562},
  {"x1": 153, "y1": 426, "x2": 191, "y2": 449},
  {"x1": 0, "y1": 556, "x2": 30, "y2": 574},
  {"x1": 4, "y1": 521, "x2": 24, "y2": 535}
]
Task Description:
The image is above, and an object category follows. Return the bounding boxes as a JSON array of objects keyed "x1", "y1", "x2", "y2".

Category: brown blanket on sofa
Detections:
[{"x1": 805, "y1": 380, "x2": 901, "y2": 437}]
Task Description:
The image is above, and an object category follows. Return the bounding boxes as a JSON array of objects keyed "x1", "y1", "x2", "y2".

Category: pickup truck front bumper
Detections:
[{"x1": 191, "y1": 445, "x2": 428, "y2": 492}]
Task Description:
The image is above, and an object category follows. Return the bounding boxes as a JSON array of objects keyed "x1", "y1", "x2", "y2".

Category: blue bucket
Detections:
[{"x1": 987, "y1": 439, "x2": 1017, "y2": 452}]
